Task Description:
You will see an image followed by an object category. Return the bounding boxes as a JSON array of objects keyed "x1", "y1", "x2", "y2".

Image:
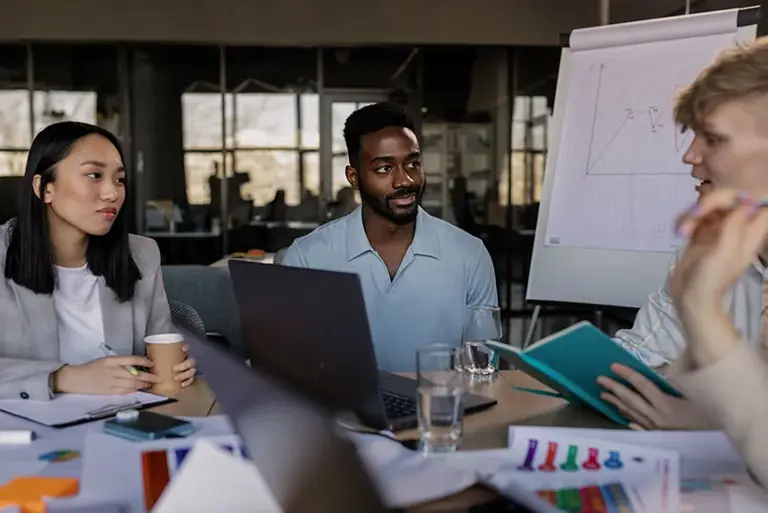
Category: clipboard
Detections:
[{"x1": 0, "y1": 391, "x2": 176, "y2": 428}]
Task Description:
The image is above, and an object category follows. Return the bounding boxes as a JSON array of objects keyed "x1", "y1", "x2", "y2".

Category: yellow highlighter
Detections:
[{"x1": 99, "y1": 343, "x2": 139, "y2": 376}]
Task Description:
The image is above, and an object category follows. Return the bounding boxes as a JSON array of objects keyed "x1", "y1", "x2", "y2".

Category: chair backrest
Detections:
[
  {"x1": 169, "y1": 300, "x2": 206, "y2": 336},
  {"x1": 162, "y1": 265, "x2": 242, "y2": 351},
  {"x1": 273, "y1": 247, "x2": 288, "y2": 266}
]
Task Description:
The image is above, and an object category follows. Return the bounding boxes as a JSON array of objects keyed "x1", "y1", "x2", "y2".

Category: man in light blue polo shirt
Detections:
[{"x1": 283, "y1": 102, "x2": 498, "y2": 371}]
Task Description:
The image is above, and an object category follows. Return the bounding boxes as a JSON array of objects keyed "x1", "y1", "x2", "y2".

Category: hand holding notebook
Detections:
[{"x1": 486, "y1": 321, "x2": 681, "y2": 426}]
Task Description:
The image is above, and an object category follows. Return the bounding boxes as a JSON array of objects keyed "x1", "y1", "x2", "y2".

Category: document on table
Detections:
[
  {"x1": 445, "y1": 431, "x2": 679, "y2": 513},
  {"x1": 0, "y1": 391, "x2": 173, "y2": 428},
  {"x1": 508, "y1": 426, "x2": 764, "y2": 513},
  {"x1": 508, "y1": 426, "x2": 746, "y2": 480}
]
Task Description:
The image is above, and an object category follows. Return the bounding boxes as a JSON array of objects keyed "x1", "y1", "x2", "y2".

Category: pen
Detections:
[
  {"x1": 0, "y1": 430, "x2": 36, "y2": 444},
  {"x1": 512, "y1": 385, "x2": 564, "y2": 399},
  {"x1": 99, "y1": 343, "x2": 139, "y2": 377}
]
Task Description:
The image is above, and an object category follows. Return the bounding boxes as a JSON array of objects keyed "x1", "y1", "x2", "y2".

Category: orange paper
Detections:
[{"x1": 0, "y1": 476, "x2": 79, "y2": 513}]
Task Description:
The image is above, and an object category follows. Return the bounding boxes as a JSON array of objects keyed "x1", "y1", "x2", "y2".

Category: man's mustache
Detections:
[{"x1": 386, "y1": 186, "x2": 421, "y2": 200}]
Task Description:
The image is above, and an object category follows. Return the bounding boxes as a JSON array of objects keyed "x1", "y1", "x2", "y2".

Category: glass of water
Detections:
[
  {"x1": 416, "y1": 345, "x2": 463, "y2": 454},
  {"x1": 458, "y1": 305, "x2": 502, "y2": 381}
]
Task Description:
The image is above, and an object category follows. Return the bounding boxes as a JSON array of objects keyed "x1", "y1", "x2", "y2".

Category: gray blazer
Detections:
[{"x1": 0, "y1": 221, "x2": 174, "y2": 400}]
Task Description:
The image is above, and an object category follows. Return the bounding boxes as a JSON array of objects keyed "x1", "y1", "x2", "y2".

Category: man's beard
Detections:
[{"x1": 358, "y1": 180, "x2": 424, "y2": 225}]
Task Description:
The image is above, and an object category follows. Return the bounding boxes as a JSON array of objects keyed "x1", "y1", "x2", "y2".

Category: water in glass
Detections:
[
  {"x1": 416, "y1": 384, "x2": 463, "y2": 454},
  {"x1": 416, "y1": 345, "x2": 463, "y2": 453},
  {"x1": 461, "y1": 306, "x2": 502, "y2": 381}
]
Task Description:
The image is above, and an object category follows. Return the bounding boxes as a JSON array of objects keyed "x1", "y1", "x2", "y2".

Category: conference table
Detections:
[{"x1": 169, "y1": 370, "x2": 616, "y2": 511}]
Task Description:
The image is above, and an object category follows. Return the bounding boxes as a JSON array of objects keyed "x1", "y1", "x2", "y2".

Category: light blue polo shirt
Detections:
[{"x1": 282, "y1": 207, "x2": 498, "y2": 371}]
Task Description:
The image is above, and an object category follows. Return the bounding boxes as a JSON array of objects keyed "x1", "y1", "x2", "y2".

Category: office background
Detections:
[{"x1": 0, "y1": 0, "x2": 762, "y2": 345}]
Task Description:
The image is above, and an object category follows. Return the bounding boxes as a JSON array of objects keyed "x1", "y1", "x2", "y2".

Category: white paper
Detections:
[
  {"x1": 347, "y1": 432, "x2": 478, "y2": 508},
  {"x1": 729, "y1": 482, "x2": 768, "y2": 513},
  {"x1": 508, "y1": 426, "x2": 767, "y2": 513},
  {"x1": 509, "y1": 427, "x2": 746, "y2": 480},
  {"x1": 153, "y1": 439, "x2": 281, "y2": 513},
  {"x1": 570, "y1": 9, "x2": 739, "y2": 50},
  {"x1": 446, "y1": 431, "x2": 678, "y2": 513},
  {"x1": 0, "y1": 461, "x2": 46, "y2": 486},
  {"x1": 0, "y1": 392, "x2": 169, "y2": 427},
  {"x1": 544, "y1": 32, "x2": 736, "y2": 253},
  {"x1": 80, "y1": 431, "x2": 244, "y2": 512}
]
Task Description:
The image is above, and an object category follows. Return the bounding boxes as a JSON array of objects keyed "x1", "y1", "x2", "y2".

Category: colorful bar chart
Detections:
[
  {"x1": 141, "y1": 443, "x2": 246, "y2": 510},
  {"x1": 537, "y1": 483, "x2": 635, "y2": 513},
  {"x1": 517, "y1": 438, "x2": 626, "y2": 473}
]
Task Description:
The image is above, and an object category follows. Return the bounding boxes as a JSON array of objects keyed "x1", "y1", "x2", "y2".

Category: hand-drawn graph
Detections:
[{"x1": 585, "y1": 63, "x2": 693, "y2": 176}]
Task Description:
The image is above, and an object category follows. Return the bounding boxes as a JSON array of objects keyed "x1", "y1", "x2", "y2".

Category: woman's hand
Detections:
[
  {"x1": 598, "y1": 364, "x2": 709, "y2": 430},
  {"x1": 671, "y1": 189, "x2": 768, "y2": 309},
  {"x1": 172, "y1": 345, "x2": 197, "y2": 388},
  {"x1": 671, "y1": 189, "x2": 768, "y2": 367},
  {"x1": 53, "y1": 355, "x2": 160, "y2": 394}
]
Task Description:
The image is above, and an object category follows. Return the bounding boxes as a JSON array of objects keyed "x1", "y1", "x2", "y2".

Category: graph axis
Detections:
[{"x1": 583, "y1": 63, "x2": 692, "y2": 177}]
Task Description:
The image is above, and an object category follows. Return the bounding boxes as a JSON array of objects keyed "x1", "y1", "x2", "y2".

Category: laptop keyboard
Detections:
[{"x1": 382, "y1": 391, "x2": 418, "y2": 419}]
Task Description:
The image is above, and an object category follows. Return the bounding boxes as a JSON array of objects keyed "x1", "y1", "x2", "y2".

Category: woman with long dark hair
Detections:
[{"x1": 0, "y1": 121, "x2": 196, "y2": 399}]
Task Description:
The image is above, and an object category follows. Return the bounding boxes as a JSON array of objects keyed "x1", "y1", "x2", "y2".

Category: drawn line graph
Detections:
[{"x1": 585, "y1": 64, "x2": 693, "y2": 176}]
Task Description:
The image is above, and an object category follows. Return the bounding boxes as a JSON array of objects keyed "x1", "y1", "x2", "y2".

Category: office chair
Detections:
[
  {"x1": 169, "y1": 300, "x2": 206, "y2": 336},
  {"x1": 274, "y1": 247, "x2": 288, "y2": 266}
]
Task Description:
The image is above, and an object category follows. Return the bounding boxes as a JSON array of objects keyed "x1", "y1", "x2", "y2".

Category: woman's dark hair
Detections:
[{"x1": 4, "y1": 121, "x2": 141, "y2": 302}]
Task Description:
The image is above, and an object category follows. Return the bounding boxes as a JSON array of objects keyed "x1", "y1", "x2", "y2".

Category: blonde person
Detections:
[{"x1": 598, "y1": 38, "x2": 768, "y2": 430}]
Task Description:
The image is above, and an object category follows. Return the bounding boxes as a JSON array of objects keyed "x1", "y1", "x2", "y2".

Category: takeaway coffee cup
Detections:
[{"x1": 144, "y1": 333, "x2": 186, "y2": 395}]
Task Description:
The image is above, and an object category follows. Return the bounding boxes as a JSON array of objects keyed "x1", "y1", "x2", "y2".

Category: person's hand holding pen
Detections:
[
  {"x1": 670, "y1": 188, "x2": 768, "y2": 368},
  {"x1": 99, "y1": 343, "x2": 140, "y2": 376},
  {"x1": 51, "y1": 350, "x2": 161, "y2": 395}
]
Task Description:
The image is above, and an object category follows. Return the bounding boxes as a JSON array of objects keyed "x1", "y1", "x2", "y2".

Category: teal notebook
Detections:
[{"x1": 486, "y1": 321, "x2": 681, "y2": 426}]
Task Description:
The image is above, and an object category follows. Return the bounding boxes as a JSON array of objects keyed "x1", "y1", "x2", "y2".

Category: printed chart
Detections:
[
  {"x1": 141, "y1": 443, "x2": 246, "y2": 510},
  {"x1": 491, "y1": 432, "x2": 680, "y2": 513},
  {"x1": 537, "y1": 482, "x2": 635, "y2": 513},
  {"x1": 516, "y1": 439, "x2": 632, "y2": 473}
]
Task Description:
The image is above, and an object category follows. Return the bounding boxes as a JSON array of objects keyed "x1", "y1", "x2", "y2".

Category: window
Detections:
[
  {"x1": 235, "y1": 93, "x2": 296, "y2": 148},
  {"x1": 183, "y1": 93, "x2": 231, "y2": 150},
  {"x1": 236, "y1": 150, "x2": 300, "y2": 205},
  {"x1": 0, "y1": 151, "x2": 27, "y2": 176},
  {"x1": 300, "y1": 94, "x2": 319, "y2": 148},
  {"x1": 183, "y1": 91, "x2": 316, "y2": 206},
  {"x1": 0, "y1": 90, "x2": 32, "y2": 149},
  {"x1": 0, "y1": 89, "x2": 97, "y2": 177},
  {"x1": 184, "y1": 152, "x2": 227, "y2": 205},
  {"x1": 503, "y1": 95, "x2": 550, "y2": 206},
  {"x1": 302, "y1": 151, "x2": 320, "y2": 196},
  {"x1": 34, "y1": 91, "x2": 97, "y2": 135}
]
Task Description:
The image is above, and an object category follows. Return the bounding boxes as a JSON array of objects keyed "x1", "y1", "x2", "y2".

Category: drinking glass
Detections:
[
  {"x1": 416, "y1": 345, "x2": 463, "y2": 454},
  {"x1": 458, "y1": 305, "x2": 502, "y2": 381}
]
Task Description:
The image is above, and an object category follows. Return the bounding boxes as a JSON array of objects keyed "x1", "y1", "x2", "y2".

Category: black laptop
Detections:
[{"x1": 228, "y1": 259, "x2": 497, "y2": 432}]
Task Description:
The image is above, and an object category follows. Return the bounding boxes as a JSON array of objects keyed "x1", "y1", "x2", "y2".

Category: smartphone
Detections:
[{"x1": 103, "y1": 411, "x2": 195, "y2": 442}]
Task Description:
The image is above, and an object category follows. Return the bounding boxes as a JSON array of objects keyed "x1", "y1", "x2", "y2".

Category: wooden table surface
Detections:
[
  {"x1": 187, "y1": 371, "x2": 619, "y2": 512},
  {"x1": 150, "y1": 379, "x2": 218, "y2": 417}
]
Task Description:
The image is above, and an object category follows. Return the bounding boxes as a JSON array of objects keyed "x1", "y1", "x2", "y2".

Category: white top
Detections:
[
  {"x1": 614, "y1": 248, "x2": 768, "y2": 367},
  {"x1": 53, "y1": 264, "x2": 105, "y2": 365}
]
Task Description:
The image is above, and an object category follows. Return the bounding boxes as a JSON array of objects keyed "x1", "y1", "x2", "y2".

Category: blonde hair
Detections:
[{"x1": 675, "y1": 37, "x2": 768, "y2": 130}]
